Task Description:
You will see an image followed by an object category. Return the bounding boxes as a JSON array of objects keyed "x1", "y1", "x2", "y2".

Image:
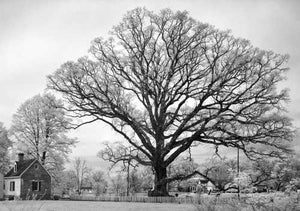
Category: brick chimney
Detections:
[
  {"x1": 18, "y1": 153, "x2": 24, "y2": 162},
  {"x1": 41, "y1": 151, "x2": 46, "y2": 165}
]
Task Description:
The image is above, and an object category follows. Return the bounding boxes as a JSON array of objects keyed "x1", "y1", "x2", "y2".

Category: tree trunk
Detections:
[{"x1": 149, "y1": 165, "x2": 169, "y2": 196}]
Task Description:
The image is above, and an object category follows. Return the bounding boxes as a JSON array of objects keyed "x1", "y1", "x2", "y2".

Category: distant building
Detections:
[
  {"x1": 184, "y1": 177, "x2": 215, "y2": 193},
  {"x1": 4, "y1": 153, "x2": 51, "y2": 200},
  {"x1": 80, "y1": 186, "x2": 95, "y2": 195},
  {"x1": 0, "y1": 173, "x2": 3, "y2": 200}
]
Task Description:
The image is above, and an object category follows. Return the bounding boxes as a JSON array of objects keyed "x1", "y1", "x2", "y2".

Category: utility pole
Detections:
[
  {"x1": 237, "y1": 147, "x2": 240, "y2": 199},
  {"x1": 126, "y1": 160, "x2": 130, "y2": 196}
]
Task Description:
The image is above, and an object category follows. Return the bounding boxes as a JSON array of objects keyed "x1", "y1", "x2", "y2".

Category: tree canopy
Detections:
[
  {"x1": 0, "y1": 122, "x2": 12, "y2": 174},
  {"x1": 10, "y1": 93, "x2": 77, "y2": 179},
  {"x1": 48, "y1": 8, "x2": 293, "y2": 195}
]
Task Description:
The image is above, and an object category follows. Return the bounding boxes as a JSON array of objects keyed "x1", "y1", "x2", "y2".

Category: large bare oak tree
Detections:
[{"x1": 48, "y1": 8, "x2": 293, "y2": 196}]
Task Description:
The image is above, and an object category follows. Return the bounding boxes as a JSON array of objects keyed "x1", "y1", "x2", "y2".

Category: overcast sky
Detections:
[{"x1": 1, "y1": 0, "x2": 299, "y2": 163}]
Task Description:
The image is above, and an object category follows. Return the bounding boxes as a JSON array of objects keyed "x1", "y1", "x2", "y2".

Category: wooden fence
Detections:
[
  {"x1": 70, "y1": 195, "x2": 202, "y2": 204},
  {"x1": 70, "y1": 192, "x2": 300, "y2": 205}
]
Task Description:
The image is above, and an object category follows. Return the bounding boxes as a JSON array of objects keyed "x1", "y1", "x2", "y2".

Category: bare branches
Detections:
[
  {"x1": 48, "y1": 8, "x2": 293, "y2": 195},
  {"x1": 99, "y1": 141, "x2": 151, "y2": 168}
]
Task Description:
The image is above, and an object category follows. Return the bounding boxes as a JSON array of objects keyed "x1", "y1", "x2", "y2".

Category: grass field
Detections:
[
  {"x1": 1, "y1": 192, "x2": 299, "y2": 211},
  {"x1": 0, "y1": 201, "x2": 196, "y2": 211}
]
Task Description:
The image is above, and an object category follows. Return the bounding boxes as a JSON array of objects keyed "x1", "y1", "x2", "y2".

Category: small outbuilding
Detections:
[
  {"x1": 4, "y1": 153, "x2": 51, "y2": 200},
  {"x1": 80, "y1": 186, "x2": 95, "y2": 195}
]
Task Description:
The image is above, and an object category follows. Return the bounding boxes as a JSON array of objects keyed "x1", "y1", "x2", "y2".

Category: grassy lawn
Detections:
[
  {"x1": 1, "y1": 193, "x2": 299, "y2": 211},
  {"x1": 0, "y1": 201, "x2": 196, "y2": 211}
]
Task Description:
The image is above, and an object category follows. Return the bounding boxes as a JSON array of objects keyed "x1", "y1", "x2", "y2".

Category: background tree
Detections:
[
  {"x1": 108, "y1": 173, "x2": 127, "y2": 196},
  {"x1": 73, "y1": 157, "x2": 90, "y2": 193},
  {"x1": 168, "y1": 156, "x2": 199, "y2": 191},
  {"x1": 99, "y1": 141, "x2": 139, "y2": 196},
  {"x1": 10, "y1": 93, "x2": 77, "y2": 181},
  {"x1": 243, "y1": 156, "x2": 300, "y2": 191},
  {"x1": 138, "y1": 166, "x2": 154, "y2": 191},
  {"x1": 100, "y1": 143, "x2": 153, "y2": 195},
  {"x1": 91, "y1": 170, "x2": 108, "y2": 195},
  {"x1": 271, "y1": 157, "x2": 299, "y2": 191},
  {"x1": 128, "y1": 168, "x2": 143, "y2": 194},
  {"x1": 0, "y1": 122, "x2": 12, "y2": 174},
  {"x1": 199, "y1": 157, "x2": 235, "y2": 192},
  {"x1": 169, "y1": 156, "x2": 199, "y2": 179},
  {"x1": 234, "y1": 172, "x2": 251, "y2": 190},
  {"x1": 245, "y1": 158, "x2": 275, "y2": 187},
  {"x1": 54, "y1": 170, "x2": 77, "y2": 195},
  {"x1": 48, "y1": 8, "x2": 293, "y2": 196}
]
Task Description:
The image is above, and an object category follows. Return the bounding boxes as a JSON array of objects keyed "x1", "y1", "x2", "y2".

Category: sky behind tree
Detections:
[{"x1": 1, "y1": 0, "x2": 299, "y2": 162}]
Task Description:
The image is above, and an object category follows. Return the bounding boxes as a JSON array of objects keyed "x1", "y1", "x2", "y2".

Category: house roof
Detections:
[
  {"x1": 4, "y1": 159, "x2": 36, "y2": 177},
  {"x1": 80, "y1": 186, "x2": 93, "y2": 190}
]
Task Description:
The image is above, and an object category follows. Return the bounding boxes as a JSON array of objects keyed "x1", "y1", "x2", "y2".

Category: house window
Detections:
[
  {"x1": 32, "y1": 181, "x2": 41, "y2": 191},
  {"x1": 34, "y1": 164, "x2": 39, "y2": 170},
  {"x1": 10, "y1": 181, "x2": 15, "y2": 191}
]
